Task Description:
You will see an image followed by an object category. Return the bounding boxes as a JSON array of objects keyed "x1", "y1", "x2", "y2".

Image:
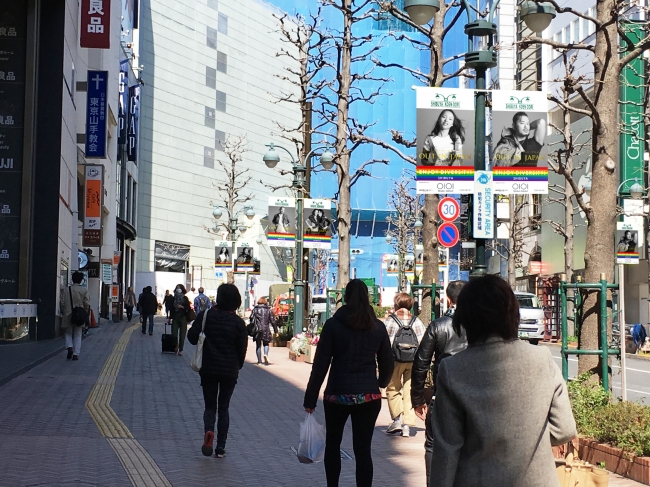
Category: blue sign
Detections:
[
  {"x1": 118, "y1": 60, "x2": 129, "y2": 145},
  {"x1": 438, "y1": 222, "x2": 460, "y2": 248},
  {"x1": 127, "y1": 85, "x2": 140, "y2": 162},
  {"x1": 473, "y1": 170, "x2": 494, "y2": 239},
  {"x1": 85, "y1": 70, "x2": 108, "y2": 158}
]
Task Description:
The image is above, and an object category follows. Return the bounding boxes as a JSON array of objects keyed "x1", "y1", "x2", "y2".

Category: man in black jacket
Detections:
[
  {"x1": 411, "y1": 280, "x2": 467, "y2": 484},
  {"x1": 138, "y1": 286, "x2": 158, "y2": 335}
]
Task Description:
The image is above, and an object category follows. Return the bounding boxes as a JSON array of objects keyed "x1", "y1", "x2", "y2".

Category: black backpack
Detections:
[
  {"x1": 391, "y1": 314, "x2": 419, "y2": 363},
  {"x1": 69, "y1": 287, "x2": 88, "y2": 326}
]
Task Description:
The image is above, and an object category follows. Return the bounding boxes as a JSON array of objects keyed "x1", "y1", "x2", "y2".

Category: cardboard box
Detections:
[{"x1": 304, "y1": 345, "x2": 317, "y2": 364}]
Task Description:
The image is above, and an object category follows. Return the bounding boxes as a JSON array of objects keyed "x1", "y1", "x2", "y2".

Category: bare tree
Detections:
[{"x1": 489, "y1": 196, "x2": 531, "y2": 286}]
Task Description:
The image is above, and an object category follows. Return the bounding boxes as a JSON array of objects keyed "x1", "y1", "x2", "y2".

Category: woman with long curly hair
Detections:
[{"x1": 421, "y1": 109, "x2": 466, "y2": 166}]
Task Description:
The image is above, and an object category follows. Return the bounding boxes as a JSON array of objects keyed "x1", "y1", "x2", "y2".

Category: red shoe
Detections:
[{"x1": 202, "y1": 431, "x2": 214, "y2": 457}]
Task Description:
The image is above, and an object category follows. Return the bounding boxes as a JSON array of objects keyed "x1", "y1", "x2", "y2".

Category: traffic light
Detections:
[{"x1": 350, "y1": 249, "x2": 364, "y2": 255}]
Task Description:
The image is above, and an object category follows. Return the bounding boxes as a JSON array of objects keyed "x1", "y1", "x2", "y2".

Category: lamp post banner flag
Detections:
[
  {"x1": 303, "y1": 199, "x2": 333, "y2": 249},
  {"x1": 491, "y1": 90, "x2": 548, "y2": 195},
  {"x1": 268, "y1": 197, "x2": 296, "y2": 248},
  {"x1": 214, "y1": 241, "x2": 233, "y2": 270},
  {"x1": 416, "y1": 88, "x2": 475, "y2": 194},
  {"x1": 235, "y1": 243, "x2": 260, "y2": 274}
]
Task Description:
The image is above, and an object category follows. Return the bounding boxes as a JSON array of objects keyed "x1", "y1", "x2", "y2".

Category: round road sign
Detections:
[
  {"x1": 437, "y1": 222, "x2": 460, "y2": 248},
  {"x1": 438, "y1": 197, "x2": 460, "y2": 223}
]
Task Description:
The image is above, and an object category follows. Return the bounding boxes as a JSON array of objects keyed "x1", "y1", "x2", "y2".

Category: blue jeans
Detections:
[{"x1": 141, "y1": 314, "x2": 154, "y2": 334}]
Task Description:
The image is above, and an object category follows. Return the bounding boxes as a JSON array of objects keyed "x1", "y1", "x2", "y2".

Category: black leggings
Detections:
[{"x1": 323, "y1": 399, "x2": 382, "y2": 487}]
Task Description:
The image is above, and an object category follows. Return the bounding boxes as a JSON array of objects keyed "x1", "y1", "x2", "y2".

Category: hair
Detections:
[
  {"x1": 146, "y1": 286, "x2": 152, "y2": 292},
  {"x1": 175, "y1": 284, "x2": 187, "y2": 294},
  {"x1": 343, "y1": 279, "x2": 377, "y2": 331},
  {"x1": 72, "y1": 271, "x2": 84, "y2": 284},
  {"x1": 512, "y1": 111, "x2": 529, "y2": 125},
  {"x1": 165, "y1": 289, "x2": 170, "y2": 294},
  {"x1": 431, "y1": 109, "x2": 466, "y2": 145},
  {"x1": 198, "y1": 287, "x2": 204, "y2": 293},
  {"x1": 219, "y1": 247, "x2": 229, "y2": 255},
  {"x1": 216, "y1": 283, "x2": 241, "y2": 311},
  {"x1": 127, "y1": 286, "x2": 132, "y2": 292},
  {"x1": 257, "y1": 297, "x2": 268, "y2": 305},
  {"x1": 191, "y1": 287, "x2": 196, "y2": 292},
  {"x1": 446, "y1": 280, "x2": 466, "y2": 305},
  {"x1": 393, "y1": 293, "x2": 414, "y2": 311},
  {"x1": 452, "y1": 275, "x2": 519, "y2": 344}
]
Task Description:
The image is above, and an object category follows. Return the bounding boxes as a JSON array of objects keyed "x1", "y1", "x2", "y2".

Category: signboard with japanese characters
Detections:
[
  {"x1": 83, "y1": 165, "x2": 103, "y2": 246},
  {"x1": 127, "y1": 85, "x2": 140, "y2": 162},
  {"x1": 80, "y1": 0, "x2": 111, "y2": 49},
  {"x1": 118, "y1": 60, "x2": 129, "y2": 145},
  {"x1": 85, "y1": 70, "x2": 108, "y2": 158},
  {"x1": 473, "y1": 171, "x2": 494, "y2": 239}
]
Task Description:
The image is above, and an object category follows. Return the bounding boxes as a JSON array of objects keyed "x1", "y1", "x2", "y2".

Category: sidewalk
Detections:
[{"x1": 0, "y1": 315, "x2": 644, "y2": 486}]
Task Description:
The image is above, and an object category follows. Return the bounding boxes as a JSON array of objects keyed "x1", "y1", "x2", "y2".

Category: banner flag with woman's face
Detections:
[
  {"x1": 268, "y1": 196, "x2": 296, "y2": 248},
  {"x1": 491, "y1": 90, "x2": 548, "y2": 194},
  {"x1": 416, "y1": 88, "x2": 476, "y2": 194},
  {"x1": 303, "y1": 199, "x2": 333, "y2": 249},
  {"x1": 234, "y1": 242, "x2": 260, "y2": 274},
  {"x1": 214, "y1": 241, "x2": 233, "y2": 272}
]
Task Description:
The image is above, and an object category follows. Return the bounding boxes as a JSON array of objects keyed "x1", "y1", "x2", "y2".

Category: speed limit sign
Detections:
[{"x1": 438, "y1": 197, "x2": 460, "y2": 223}]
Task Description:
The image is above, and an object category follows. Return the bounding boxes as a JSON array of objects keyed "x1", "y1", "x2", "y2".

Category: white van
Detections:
[
  {"x1": 515, "y1": 292, "x2": 545, "y2": 345},
  {"x1": 311, "y1": 294, "x2": 335, "y2": 315}
]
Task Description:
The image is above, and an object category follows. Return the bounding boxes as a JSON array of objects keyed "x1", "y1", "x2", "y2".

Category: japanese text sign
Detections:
[
  {"x1": 83, "y1": 164, "x2": 103, "y2": 246},
  {"x1": 473, "y1": 171, "x2": 494, "y2": 239},
  {"x1": 80, "y1": 0, "x2": 111, "y2": 49},
  {"x1": 85, "y1": 70, "x2": 108, "y2": 158}
]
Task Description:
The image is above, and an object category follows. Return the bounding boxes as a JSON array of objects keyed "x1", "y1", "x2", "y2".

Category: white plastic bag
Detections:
[
  {"x1": 297, "y1": 413, "x2": 326, "y2": 464},
  {"x1": 190, "y1": 309, "x2": 209, "y2": 372}
]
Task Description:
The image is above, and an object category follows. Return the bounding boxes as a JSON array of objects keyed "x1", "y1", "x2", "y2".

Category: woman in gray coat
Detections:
[{"x1": 429, "y1": 275, "x2": 576, "y2": 487}]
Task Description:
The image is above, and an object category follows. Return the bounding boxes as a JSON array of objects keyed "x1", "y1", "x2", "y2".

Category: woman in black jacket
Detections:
[
  {"x1": 188, "y1": 283, "x2": 248, "y2": 459},
  {"x1": 250, "y1": 297, "x2": 278, "y2": 365},
  {"x1": 304, "y1": 279, "x2": 394, "y2": 487}
]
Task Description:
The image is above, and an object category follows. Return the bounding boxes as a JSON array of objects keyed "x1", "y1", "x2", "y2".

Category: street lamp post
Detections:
[{"x1": 263, "y1": 142, "x2": 335, "y2": 334}]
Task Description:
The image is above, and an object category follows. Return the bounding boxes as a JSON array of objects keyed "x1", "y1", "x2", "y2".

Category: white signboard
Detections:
[
  {"x1": 473, "y1": 171, "x2": 494, "y2": 239},
  {"x1": 616, "y1": 221, "x2": 640, "y2": 265}
]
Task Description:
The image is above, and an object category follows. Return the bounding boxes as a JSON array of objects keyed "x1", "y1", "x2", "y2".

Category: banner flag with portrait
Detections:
[
  {"x1": 214, "y1": 241, "x2": 233, "y2": 272},
  {"x1": 385, "y1": 254, "x2": 415, "y2": 276},
  {"x1": 416, "y1": 88, "x2": 475, "y2": 194},
  {"x1": 616, "y1": 222, "x2": 640, "y2": 264},
  {"x1": 234, "y1": 242, "x2": 260, "y2": 274},
  {"x1": 303, "y1": 199, "x2": 333, "y2": 249},
  {"x1": 491, "y1": 90, "x2": 548, "y2": 194},
  {"x1": 268, "y1": 197, "x2": 296, "y2": 248}
]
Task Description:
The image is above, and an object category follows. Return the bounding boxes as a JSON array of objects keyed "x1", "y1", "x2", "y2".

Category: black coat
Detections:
[
  {"x1": 303, "y1": 306, "x2": 394, "y2": 410},
  {"x1": 251, "y1": 304, "x2": 278, "y2": 343},
  {"x1": 188, "y1": 308, "x2": 248, "y2": 379},
  {"x1": 138, "y1": 291, "x2": 158, "y2": 316}
]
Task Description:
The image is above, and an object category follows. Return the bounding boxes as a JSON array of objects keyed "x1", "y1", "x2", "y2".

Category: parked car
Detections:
[{"x1": 516, "y1": 292, "x2": 545, "y2": 345}]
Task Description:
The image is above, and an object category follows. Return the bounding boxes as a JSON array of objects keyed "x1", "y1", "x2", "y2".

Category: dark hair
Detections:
[
  {"x1": 343, "y1": 279, "x2": 377, "y2": 331},
  {"x1": 72, "y1": 271, "x2": 84, "y2": 284},
  {"x1": 198, "y1": 287, "x2": 204, "y2": 293},
  {"x1": 452, "y1": 275, "x2": 519, "y2": 344},
  {"x1": 216, "y1": 283, "x2": 241, "y2": 311},
  {"x1": 431, "y1": 109, "x2": 466, "y2": 145},
  {"x1": 175, "y1": 284, "x2": 187, "y2": 294},
  {"x1": 446, "y1": 280, "x2": 466, "y2": 305},
  {"x1": 512, "y1": 111, "x2": 529, "y2": 125},
  {"x1": 393, "y1": 293, "x2": 414, "y2": 311},
  {"x1": 146, "y1": 286, "x2": 152, "y2": 292}
]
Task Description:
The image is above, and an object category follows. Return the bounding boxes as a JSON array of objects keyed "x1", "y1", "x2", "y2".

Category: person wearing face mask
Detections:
[
  {"x1": 493, "y1": 111, "x2": 547, "y2": 167},
  {"x1": 172, "y1": 284, "x2": 191, "y2": 355},
  {"x1": 421, "y1": 109, "x2": 466, "y2": 166}
]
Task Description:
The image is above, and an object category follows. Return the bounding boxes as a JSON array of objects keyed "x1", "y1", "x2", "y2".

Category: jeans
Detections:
[
  {"x1": 141, "y1": 314, "x2": 154, "y2": 334},
  {"x1": 201, "y1": 376, "x2": 237, "y2": 449},
  {"x1": 255, "y1": 339, "x2": 270, "y2": 362},
  {"x1": 323, "y1": 399, "x2": 382, "y2": 487},
  {"x1": 65, "y1": 325, "x2": 83, "y2": 356},
  {"x1": 125, "y1": 306, "x2": 134, "y2": 321},
  {"x1": 172, "y1": 314, "x2": 187, "y2": 351}
]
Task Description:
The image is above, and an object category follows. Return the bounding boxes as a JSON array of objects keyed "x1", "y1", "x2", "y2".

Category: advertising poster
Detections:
[
  {"x1": 303, "y1": 199, "x2": 333, "y2": 249},
  {"x1": 214, "y1": 241, "x2": 232, "y2": 271},
  {"x1": 268, "y1": 196, "x2": 295, "y2": 248},
  {"x1": 386, "y1": 255, "x2": 415, "y2": 276},
  {"x1": 83, "y1": 165, "x2": 103, "y2": 246},
  {"x1": 492, "y1": 90, "x2": 548, "y2": 194},
  {"x1": 235, "y1": 242, "x2": 259, "y2": 274},
  {"x1": 416, "y1": 88, "x2": 475, "y2": 194},
  {"x1": 616, "y1": 222, "x2": 640, "y2": 265},
  {"x1": 473, "y1": 171, "x2": 494, "y2": 239}
]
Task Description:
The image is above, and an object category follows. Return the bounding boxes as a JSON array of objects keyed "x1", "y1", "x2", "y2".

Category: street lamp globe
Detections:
[
  {"x1": 404, "y1": 0, "x2": 440, "y2": 25},
  {"x1": 320, "y1": 149, "x2": 335, "y2": 170},
  {"x1": 212, "y1": 207, "x2": 223, "y2": 219},
  {"x1": 238, "y1": 224, "x2": 247, "y2": 233},
  {"x1": 245, "y1": 207, "x2": 255, "y2": 220},
  {"x1": 385, "y1": 235, "x2": 392, "y2": 244},
  {"x1": 262, "y1": 144, "x2": 280, "y2": 168},
  {"x1": 255, "y1": 236, "x2": 263, "y2": 245},
  {"x1": 414, "y1": 219, "x2": 423, "y2": 229},
  {"x1": 630, "y1": 180, "x2": 644, "y2": 200},
  {"x1": 519, "y1": 1, "x2": 556, "y2": 33}
]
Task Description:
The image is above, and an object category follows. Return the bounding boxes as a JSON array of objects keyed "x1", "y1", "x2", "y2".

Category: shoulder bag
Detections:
[
  {"x1": 190, "y1": 308, "x2": 210, "y2": 372},
  {"x1": 69, "y1": 287, "x2": 88, "y2": 326}
]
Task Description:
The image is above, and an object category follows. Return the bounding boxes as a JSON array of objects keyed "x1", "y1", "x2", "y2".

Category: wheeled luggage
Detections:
[{"x1": 162, "y1": 322, "x2": 178, "y2": 353}]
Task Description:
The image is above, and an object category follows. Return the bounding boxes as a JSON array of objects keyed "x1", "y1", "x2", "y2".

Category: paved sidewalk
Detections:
[{"x1": 0, "y1": 315, "x2": 645, "y2": 486}]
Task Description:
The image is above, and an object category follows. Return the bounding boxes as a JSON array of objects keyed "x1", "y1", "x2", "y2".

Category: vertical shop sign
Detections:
[
  {"x1": 80, "y1": 0, "x2": 111, "y2": 49},
  {"x1": 83, "y1": 165, "x2": 103, "y2": 246},
  {"x1": 118, "y1": 60, "x2": 129, "y2": 145},
  {"x1": 85, "y1": 70, "x2": 108, "y2": 158},
  {"x1": 127, "y1": 84, "x2": 140, "y2": 162},
  {"x1": 0, "y1": 0, "x2": 27, "y2": 298}
]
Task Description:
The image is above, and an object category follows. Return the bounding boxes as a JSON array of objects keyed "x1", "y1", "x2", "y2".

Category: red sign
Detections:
[
  {"x1": 80, "y1": 0, "x2": 111, "y2": 49},
  {"x1": 437, "y1": 223, "x2": 460, "y2": 248},
  {"x1": 438, "y1": 197, "x2": 460, "y2": 222}
]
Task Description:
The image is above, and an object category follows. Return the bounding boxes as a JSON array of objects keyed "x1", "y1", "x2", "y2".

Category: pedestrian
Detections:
[
  {"x1": 138, "y1": 286, "x2": 158, "y2": 336},
  {"x1": 429, "y1": 275, "x2": 576, "y2": 487},
  {"x1": 303, "y1": 279, "x2": 394, "y2": 487},
  {"x1": 384, "y1": 293, "x2": 426, "y2": 438},
  {"x1": 187, "y1": 287, "x2": 198, "y2": 309},
  {"x1": 60, "y1": 271, "x2": 90, "y2": 361},
  {"x1": 410, "y1": 280, "x2": 467, "y2": 484},
  {"x1": 188, "y1": 283, "x2": 248, "y2": 458},
  {"x1": 250, "y1": 297, "x2": 278, "y2": 365},
  {"x1": 171, "y1": 284, "x2": 191, "y2": 356},
  {"x1": 163, "y1": 290, "x2": 174, "y2": 324},
  {"x1": 194, "y1": 287, "x2": 212, "y2": 315},
  {"x1": 124, "y1": 286, "x2": 137, "y2": 322}
]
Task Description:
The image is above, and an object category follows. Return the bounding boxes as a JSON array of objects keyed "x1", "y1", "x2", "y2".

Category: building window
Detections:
[
  {"x1": 563, "y1": 25, "x2": 570, "y2": 44},
  {"x1": 207, "y1": 26, "x2": 217, "y2": 49},
  {"x1": 216, "y1": 90, "x2": 226, "y2": 112},
  {"x1": 131, "y1": 181, "x2": 137, "y2": 227},
  {"x1": 205, "y1": 106, "x2": 215, "y2": 128},
  {"x1": 588, "y1": 7, "x2": 596, "y2": 35},
  {"x1": 582, "y1": 15, "x2": 590, "y2": 39},
  {"x1": 116, "y1": 159, "x2": 122, "y2": 217},
  {"x1": 572, "y1": 20, "x2": 579, "y2": 44},
  {"x1": 207, "y1": 0, "x2": 218, "y2": 10},
  {"x1": 155, "y1": 241, "x2": 190, "y2": 273},
  {"x1": 218, "y1": 13, "x2": 228, "y2": 34},
  {"x1": 553, "y1": 32, "x2": 561, "y2": 58},
  {"x1": 531, "y1": 194, "x2": 542, "y2": 230},
  {"x1": 125, "y1": 174, "x2": 132, "y2": 223},
  {"x1": 217, "y1": 51, "x2": 227, "y2": 74},
  {"x1": 206, "y1": 66, "x2": 216, "y2": 88},
  {"x1": 204, "y1": 147, "x2": 215, "y2": 168},
  {"x1": 216, "y1": 130, "x2": 226, "y2": 151}
]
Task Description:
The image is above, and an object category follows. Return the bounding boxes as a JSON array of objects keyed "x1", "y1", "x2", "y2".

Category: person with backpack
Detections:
[
  {"x1": 249, "y1": 297, "x2": 278, "y2": 365},
  {"x1": 384, "y1": 293, "x2": 426, "y2": 438},
  {"x1": 60, "y1": 271, "x2": 90, "y2": 361},
  {"x1": 194, "y1": 287, "x2": 212, "y2": 316}
]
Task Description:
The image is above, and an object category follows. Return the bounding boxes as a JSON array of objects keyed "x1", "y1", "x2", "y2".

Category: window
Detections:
[
  {"x1": 582, "y1": 15, "x2": 590, "y2": 39},
  {"x1": 205, "y1": 106, "x2": 215, "y2": 128},
  {"x1": 216, "y1": 130, "x2": 226, "y2": 151},
  {"x1": 563, "y1": 25, "x2": 570, "y2": 44},
  {"x1": 207, "y1": 0, "x2": 218, "y2": 10},
  {"x1": 218, "y1": 13, "x2": 228, "y2": 34},
  {"x1": 125, "y1": 174, "x2": 132, "y2": 223},
  {"x1": 216, "y1": 90, "x2": 226, "y2": 112},
  {"x1": 588, "y1": 7, "x2": 596, "y2": 35},
  {"x1": 204, "y1": 147, "x2": 215, "y2": 168},
  {"x1": 217, "y1": 51, "x2": 227, "y2": 74},
  {"x1": 206, "y1": 26, "x2": 217, "y2": 49},
  {"x1": 206, "y1": 66, "x2": 216, "y2": 88},
  {"x1": 553, "y1": 32, "x2": 561, "y2": 58},
  {"x1": 116, "y1": 159, "x2": 122, "y2": 217},
  {"x1": 131, "y1": 182, "x2": 137, "y2": 227},
  {"x1": 572, "y1": 20, "x2": 579, "y2": 44}
]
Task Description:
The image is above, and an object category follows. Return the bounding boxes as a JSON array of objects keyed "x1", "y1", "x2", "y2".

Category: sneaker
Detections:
[
  {"x1": 215, "y1": 447, "x2": 226, "y2": 458},
  {"x1": 178, "y1": 351, "x2": 183, "y2": 356},
  {"x1": 149, "y1": 332, "x2": 153, "y2": 336},
  {"x1": 386, "y1": 419, "x2": 403, "y2": 434},
  {"x1": 402, "y1": 425, "x2": 410, "y2": 437},
  {"x1": 202, "y1": 431, "x2": 214, "y2": 457},
  {"x1": 67, "y1": 347, "x2": 73, "y2": 360},
  {"x1": 263, "y1": 354, "x2": 269, "y2": 365},
  {"x1": 72, "y1": 355, "x2": 79, "y2": 361}
]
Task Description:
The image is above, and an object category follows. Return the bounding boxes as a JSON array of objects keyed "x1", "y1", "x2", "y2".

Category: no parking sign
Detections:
[{"x1": 437, "y1": 223, "x2": 460, "y2": 248}]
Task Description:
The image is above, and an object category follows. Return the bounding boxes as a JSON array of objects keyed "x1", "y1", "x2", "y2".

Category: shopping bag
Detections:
[
  {"x1": 556, "y1": 452, "x2": 609, "y2": 487},
  {"x1": 297, "y1": 413, "x2": 326, "y2": 464},
  {"x1": 190, "y1": 309, "x2": 210, "y2": 372}
]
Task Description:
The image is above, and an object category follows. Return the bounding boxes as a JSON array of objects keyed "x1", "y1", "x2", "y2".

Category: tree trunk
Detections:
[{"x1": 564, "y1": 177, "x2": 575, "y2": 336}]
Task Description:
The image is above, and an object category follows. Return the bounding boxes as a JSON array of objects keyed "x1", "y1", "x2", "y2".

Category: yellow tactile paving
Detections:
[{"x1": 87, "y1": 323, "x2": 173, "y2": 487}]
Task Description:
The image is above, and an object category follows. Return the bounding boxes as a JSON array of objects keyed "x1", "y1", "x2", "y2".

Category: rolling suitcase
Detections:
[{"x1": 162, "y1": 322, "x2": 178, "y2": 353}]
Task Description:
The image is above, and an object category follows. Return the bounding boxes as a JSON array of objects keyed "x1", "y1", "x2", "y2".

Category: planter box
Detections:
[
  {"x1": 305, "y1": 345, "x2": 317, "y2": 363},
  {"x1": 289, "y1": 351, "x2": 305, "y2": 362},
  {"x1": 270, "y1": 340, "x2": 287, "y2": 348},
  {"x1": 287, "y1": 341, "x2": 292, "y2": 349},
  {"x1": 577, "y1": 438, "x2": 650, "y2": 485}
]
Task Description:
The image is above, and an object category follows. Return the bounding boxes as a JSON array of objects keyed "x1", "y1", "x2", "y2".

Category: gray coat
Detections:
[{"x1": 430, "y1": 338, "x2": 576, "y2": 487}]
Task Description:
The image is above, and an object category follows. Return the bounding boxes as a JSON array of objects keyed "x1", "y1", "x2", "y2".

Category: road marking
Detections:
[{"x1": 86, "y1": 323, "x2": 172, "y2": 487}]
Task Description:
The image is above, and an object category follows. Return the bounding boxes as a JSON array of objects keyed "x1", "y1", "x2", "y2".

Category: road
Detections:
[{"x1": 547, "y1": 344, "x2": 650, "y2": 403}]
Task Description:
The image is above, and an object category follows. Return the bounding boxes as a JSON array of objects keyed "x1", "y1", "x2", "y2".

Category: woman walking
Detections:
[
  {"x1": 304, "y1": 279, "x2": 394, "y2": 487},
  {"x1": 250, "y1": 297, "x2": 278, "y2": 365},
  {"x1": 171, "y1": 284, "x2": 191, "y2": 356},
  {"x1": 188, "y1": 284, "x2": 248, "y2": 459},
  {"x1": 124, "y1": 286, "x2": 136, "y2": 322}
]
